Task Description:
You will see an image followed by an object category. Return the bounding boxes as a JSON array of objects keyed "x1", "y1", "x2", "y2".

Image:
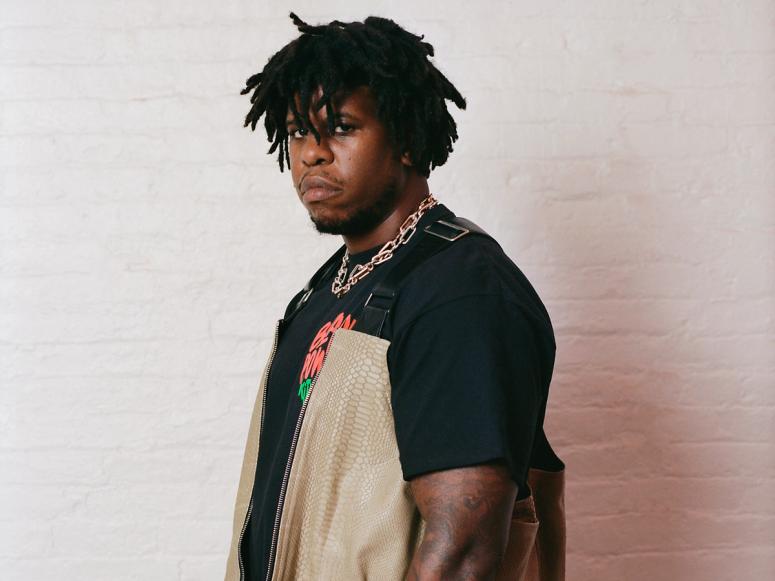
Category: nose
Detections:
[{"x1": 300, "y1": 129, "x2": 334, "y2": 167}]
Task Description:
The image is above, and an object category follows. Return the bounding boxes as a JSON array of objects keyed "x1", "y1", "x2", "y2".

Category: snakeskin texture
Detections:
[
  {"x1": 272, "y1": 327, "x2": 424, "y2": 580},
  {"x1": 225, "y1": 324, "x2": 565, "y2": 581},
  {"x1": 224, "y1": 320, "x2": 280, "y2": 581}
]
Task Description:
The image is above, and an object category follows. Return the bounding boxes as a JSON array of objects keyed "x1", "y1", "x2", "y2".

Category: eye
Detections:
[
  {"x1": 334, "y1": 123, "x2": 353, "y2": 134},
  {"x1": 287, "y1": 123, "x2": 352, "y2": 140}
]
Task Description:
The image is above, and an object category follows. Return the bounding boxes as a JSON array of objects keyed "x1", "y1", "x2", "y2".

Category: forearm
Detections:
[
  {"x1": 404, "y1": 530, "x2": 502, "y2": 580},
  {"x1": 404, "y1": 463, "x2": 517, "y2": 581}
]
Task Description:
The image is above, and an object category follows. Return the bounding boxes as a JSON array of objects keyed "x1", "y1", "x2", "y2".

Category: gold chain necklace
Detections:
[{"x1": 331, "y1": 193, "x2": 439, "y2": 297}]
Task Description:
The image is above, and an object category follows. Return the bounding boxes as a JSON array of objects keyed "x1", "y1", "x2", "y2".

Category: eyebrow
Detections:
[{"x1": 285, "y1": 112, "x2": 357, "y2": 127}]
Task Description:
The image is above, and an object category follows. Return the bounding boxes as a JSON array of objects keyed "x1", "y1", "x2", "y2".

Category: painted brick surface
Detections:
[{"x1": 1, "y1": 1, "x2": 773, "y2": 579}]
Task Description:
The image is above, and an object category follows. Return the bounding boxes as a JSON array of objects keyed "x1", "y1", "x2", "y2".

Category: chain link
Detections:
[{"x1": 331, "y1": 193, "x2": 439, "y2": 297}]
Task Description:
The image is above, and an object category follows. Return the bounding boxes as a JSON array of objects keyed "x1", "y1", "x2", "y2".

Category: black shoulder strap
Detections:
[
  {"x1": 352, "y1": 211, "x2": 494, "y2": 338},
  {"x1": 282, "y1": 243, "x2": 346, "y2": 321}
]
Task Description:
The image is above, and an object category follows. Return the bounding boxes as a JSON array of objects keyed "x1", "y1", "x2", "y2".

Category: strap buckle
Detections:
[
  {"x1": 298, "y1": 287, "x2": 313, "y2": 306},
  {"x1": 423, "y1": 219, "x2": 470, "y2": 241},
  {"x1": 363, "y1": 287, "x2": 395, "y2": 310}
]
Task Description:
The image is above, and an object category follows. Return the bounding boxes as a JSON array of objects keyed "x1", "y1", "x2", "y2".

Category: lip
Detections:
[
  {"x1": 301, "y1": 175, "x2": 342, "y2": 202},
  {"x1": 304, "y1": 186, "x2": 342, "y2": 202}
]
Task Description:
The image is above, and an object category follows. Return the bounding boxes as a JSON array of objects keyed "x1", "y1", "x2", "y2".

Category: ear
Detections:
[{"x1": 400, "y1": 150, "x2": 413, "y2": 167}]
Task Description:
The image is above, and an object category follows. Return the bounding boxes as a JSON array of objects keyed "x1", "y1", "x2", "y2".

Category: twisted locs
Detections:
[{"x1": 240, "y1": 12, "x2": 466, "y2": 177}]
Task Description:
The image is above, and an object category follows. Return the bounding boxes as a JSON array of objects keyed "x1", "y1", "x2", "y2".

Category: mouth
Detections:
[{"x1": 303, "y1": 186, "x2": 342, "y2": 203}]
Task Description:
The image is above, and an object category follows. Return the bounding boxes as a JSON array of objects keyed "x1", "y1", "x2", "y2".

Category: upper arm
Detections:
[
  {"x1": 387, "y1": 293, "x2": 546, "y2": 487},
  {"x1": 406, "y1": 461, "x2": 517, "y2": 580}
]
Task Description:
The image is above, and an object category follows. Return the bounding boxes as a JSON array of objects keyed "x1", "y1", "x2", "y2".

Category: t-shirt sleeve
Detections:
[{"x1": 386, "y1": 293, "x2": 544, "y2": 488}]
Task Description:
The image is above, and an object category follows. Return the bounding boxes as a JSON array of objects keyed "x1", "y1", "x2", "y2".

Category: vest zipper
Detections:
[
  {"x1": 237, "y1": 498, "x2": 253, "y2": 581},
  {"x1": 238, "y1": 318, "x2": 282, "y2": 581},
  {"x1": 264, "y1": 328, "x2": 339, "y2": 581}
]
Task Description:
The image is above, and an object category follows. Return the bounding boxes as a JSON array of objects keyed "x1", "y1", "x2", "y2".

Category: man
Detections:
[{"x1": 225, "y1": 12, "x2": 565, "y2": 581}]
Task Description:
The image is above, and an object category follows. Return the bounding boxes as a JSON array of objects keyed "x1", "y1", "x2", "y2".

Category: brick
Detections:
[{"x1": 2, "y1": 2, "x2": 773, "y2": 579}]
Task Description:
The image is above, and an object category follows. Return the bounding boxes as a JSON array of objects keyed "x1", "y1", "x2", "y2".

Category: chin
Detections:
[
  {"x1": 310, "y1": 210, "x2": 377, "y2": 236},
  {"x1": 305, "y1": 186, "x2": 398, "y2": 237},
  {"x1": 307, "y1": 207, "x2": 348, "y2": 235}
]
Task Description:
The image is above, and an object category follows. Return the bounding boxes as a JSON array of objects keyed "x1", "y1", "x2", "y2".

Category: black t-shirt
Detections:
[{"x1": 240, "y1": 202, "x2": 557, "y2": 581}]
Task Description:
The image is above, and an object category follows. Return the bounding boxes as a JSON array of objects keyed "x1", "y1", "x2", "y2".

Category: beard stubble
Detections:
[{"x1": 308, "y1": 177, "x2": 402, "y2": 237}]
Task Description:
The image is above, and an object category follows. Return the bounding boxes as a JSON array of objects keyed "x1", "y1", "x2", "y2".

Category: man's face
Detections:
[{"x1": 286, "y1": 84, "x2": 410, "y2": 236}]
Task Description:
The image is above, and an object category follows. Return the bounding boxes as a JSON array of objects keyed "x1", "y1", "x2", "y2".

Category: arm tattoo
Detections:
[{"x1": 405, "y1": 461, "x2": 517, "y2": 581}]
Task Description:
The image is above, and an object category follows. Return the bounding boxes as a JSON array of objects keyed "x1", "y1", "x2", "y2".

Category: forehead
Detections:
[{"x1": 286, "y1": 84, "x2": 377, "y2": 120}]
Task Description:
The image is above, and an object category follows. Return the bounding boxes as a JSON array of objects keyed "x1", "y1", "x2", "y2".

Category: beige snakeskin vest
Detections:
[{"x1": 225, "y1": 323, "x2": 566, "y2": 581}]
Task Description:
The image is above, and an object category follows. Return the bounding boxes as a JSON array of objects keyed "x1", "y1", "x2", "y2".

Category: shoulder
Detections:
[{"x1": 389, "y1": 229, "x2": 554, "y2": 339}]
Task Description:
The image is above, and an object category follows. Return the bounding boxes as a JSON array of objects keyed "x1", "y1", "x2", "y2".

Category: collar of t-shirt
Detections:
[{"x1": 346, "y1": 242, "x2": 382, "y2": 272}]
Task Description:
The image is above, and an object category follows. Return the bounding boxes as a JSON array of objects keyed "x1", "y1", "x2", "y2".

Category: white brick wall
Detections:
[{"x1": 2, "y1": 1, "x2": 773, "y2": 579}]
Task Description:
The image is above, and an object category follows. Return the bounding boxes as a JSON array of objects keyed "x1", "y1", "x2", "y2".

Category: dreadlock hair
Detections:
[{"x1": 240, "y1": 12, "x2": 466, "y2": 178}]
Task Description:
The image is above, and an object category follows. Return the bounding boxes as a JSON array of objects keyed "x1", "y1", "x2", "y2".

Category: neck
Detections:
[{"x1": 342, "y1": 175, "x2": 431, "y2": 255}]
